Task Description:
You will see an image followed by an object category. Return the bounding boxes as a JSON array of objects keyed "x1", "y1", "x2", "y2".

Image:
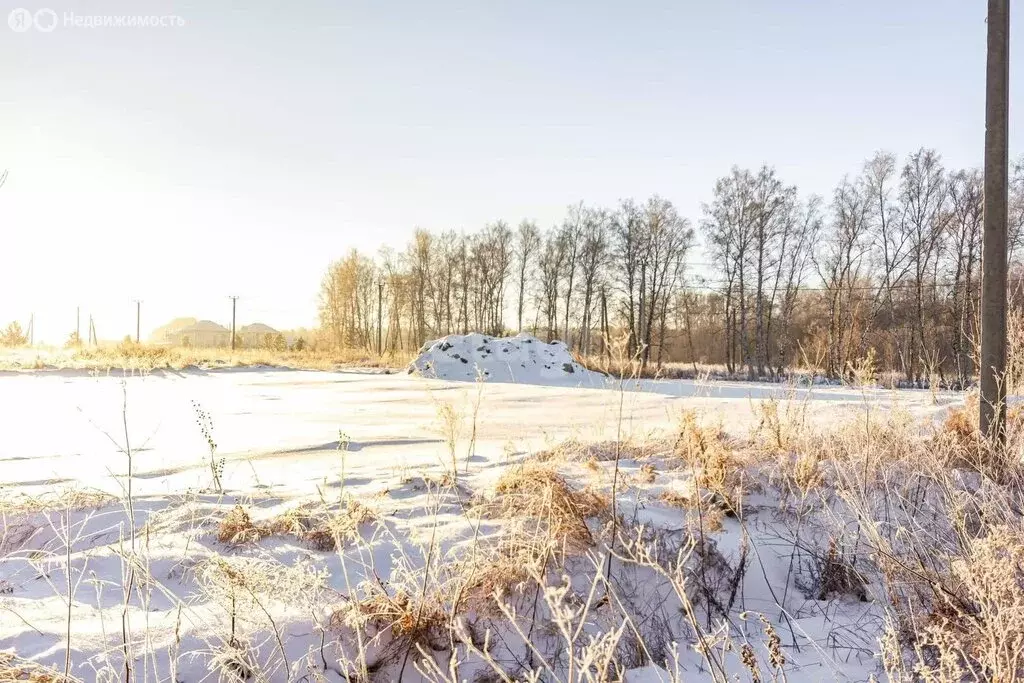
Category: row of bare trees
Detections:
[
  {"x1": 318, "y1": 195, "x2": 695, "y2": 364},
  {"x1": 700, "y1": 149, "x2": 1024, "y2": 385},
  {"x1": 318, "y1": 149, "x2": 1024, "y2": 383}
]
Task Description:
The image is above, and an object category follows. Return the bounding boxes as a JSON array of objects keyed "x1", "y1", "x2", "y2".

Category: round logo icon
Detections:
[
  {"x1": 8, "y1": 8, "x2": 32, "y2": 32},
  {"x1": 33, "y1": 8, "x2": 57, "y2": 32}
]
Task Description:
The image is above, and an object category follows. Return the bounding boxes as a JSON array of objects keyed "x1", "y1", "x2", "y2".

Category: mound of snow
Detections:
[{"x1": 407, "y1": 332, "x2": 604, "y2": 384}]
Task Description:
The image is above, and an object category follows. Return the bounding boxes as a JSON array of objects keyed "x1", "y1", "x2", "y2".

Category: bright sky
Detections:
[{"x1": 0, "y1": 0, "x2": 1019, "y2": 343}]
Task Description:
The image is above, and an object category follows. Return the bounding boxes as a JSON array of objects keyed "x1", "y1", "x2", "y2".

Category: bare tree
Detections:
[
  {"x1": 538, "y1": 227, "x2": 567, "y2": 340},
  {"x1": 612, "y1": 199, "x2": 647, "y2": 356},
  {"x1": 899, "y1": 148, "x2": 948, "y2": 382},
  {"x1": 703, "y1": 169, "x2": 755, "y2": 374},
  {"x1": 576, "y1": 209, "x2": 610, "y2": 354},
  {"x1": 817, "y1": 175, "x2": 872, "y2": 378},
  {"x1": 946, "y1": 169, "x2": 983, "y2": 386},
  {"x1": 560, "y1": 203, "x2": 586, "y2": 346},
  {"x1": 514, "y1": 220, "x2": 541, "y2": 332}
]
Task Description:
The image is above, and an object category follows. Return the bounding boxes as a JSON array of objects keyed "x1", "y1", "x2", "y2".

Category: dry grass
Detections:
[
  {"x1": 535, "y1": 437, "x2": 671, "y2": 463},
  {"x1": 659, "y1": 488, "x2": 725, "y2": 532},
  {"x1": 16, "y1": 370, "x2": 1024, "y2": 682},
  {"x1": 216, "y1": 505, "x2": 271, "y2": 545},
  {"x1": 0, "y1": 489, "x2": 115, "y2": 516},
  {"x1": 0, "y1": 344, "x2": 412, "y2": 373},
  {"x1": 486, "y1": 461, "x2": 609, "y2": 553},
  {"x1": 0, "y1": 652, "x2": 74, "y2": 682},
  {"x1": 673, "y1": 411, "x2": 744, "y2": 515},
  {"x1": 338, "y1": 582, "x2": 450, "y2": 647},
  {"x1": 216, "y1": 500, "x2": 377, "y2": 550}
]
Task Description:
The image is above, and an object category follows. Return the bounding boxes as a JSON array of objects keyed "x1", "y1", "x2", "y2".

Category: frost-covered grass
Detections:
[
  {"x1": 0, "y1": 368, "x2": 1016, "y2": 682},
  {"x1": 0, "y1": 344, "x2": 411, "y2": 373}
]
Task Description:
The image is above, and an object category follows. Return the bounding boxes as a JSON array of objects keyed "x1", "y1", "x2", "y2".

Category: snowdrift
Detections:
[{"x1": 407, "y1": 332, "x2": 604, "y2": 384}]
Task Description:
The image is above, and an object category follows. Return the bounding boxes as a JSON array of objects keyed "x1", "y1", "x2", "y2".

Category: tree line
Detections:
[{"x1": 318, "y1": 148, "x2": 1024, "y2": 384}]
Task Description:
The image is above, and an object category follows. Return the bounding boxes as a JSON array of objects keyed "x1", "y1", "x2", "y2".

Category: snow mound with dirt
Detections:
[{"x1": 408, "y1": 332, "x2": 604, "y2": 384}]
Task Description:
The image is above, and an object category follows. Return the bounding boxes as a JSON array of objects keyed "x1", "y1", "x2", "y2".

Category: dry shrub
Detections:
[
  {"x1": 899, "y1": 526, "x2": 1024, "y2": 682},
  {"x1": 217, "y1": 505, "x2": 269, "y2": 545},
  {"x1": 209, "y1": 638, "x2": 255, "y2": 683},
  {"x1": 0, "y1": 489, "x2": 115, "y2": 516},
  {"x1": 790, "y1": 450, "x2": 823, "y2": 491},
  {"x1": 199, "y1": 555, "x2": 325, "y2": 598},
  {"x1": 754, "y1": 392, "x2": 808, "y2": 453},
  {"x1": 454, "y1": 533, "x2": 555, "y2": 613},
  {"x1": 0, "y1": 652, "x2": 73, "y2": 682},
  {"x1": 674, "y1": 411, "x2": 743, "y2": 514},
  {"x1": 332, "y1": 582, "x2": 450, "y2": 657},
  {"x1": 659, "y1": 489, "x2": 725, "y2": 532},
  {"x1": 489, "y1": 461, "x2": 609, "y2": 553},
  {"x1": 937, "y1": 397, "x2": 1024, "y2": 478},
  {"x1": 944, "y1": 406, "x2": 977, "y2": 442},
  {"x1": 217, "y1": 501, "x2": 376, "y2": 550},
  {"x1": 637, "y1": 463, "x2": 657, "y2": 484},
  {"x1": 269, "y1": 500, "x2": 376, "y2": 551},
  {"x1": 813, "y1": 539, "x2": 867, "y2": 601},
  {"x1": 536, "y1": 438, "x2": 668, "y2": 463}
]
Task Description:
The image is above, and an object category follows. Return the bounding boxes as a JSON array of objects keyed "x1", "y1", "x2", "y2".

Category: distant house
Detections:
[
  {"x1": 239, "y1": 323, "x2": 280, "y2": 348},
  {"x1": 151, "y1": 319, "x2": 231, "y2": 348},
  {"x1": 149, "y1": 318, "x2": 286, "y2": 349}
]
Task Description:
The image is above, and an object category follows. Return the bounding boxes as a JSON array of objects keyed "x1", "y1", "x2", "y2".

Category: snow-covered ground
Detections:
[
  {"x1": 0, "y1": 368, "x2": 961, "y2": 681},
  {"x1": 0, "y1": 368, "x2": 954, "y2": 497}
]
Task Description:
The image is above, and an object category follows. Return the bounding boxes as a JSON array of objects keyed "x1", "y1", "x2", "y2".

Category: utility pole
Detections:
[
  {"x1": 229, "y1": 296, "x2": 239, "y2": 350},
  {"x1": 134, "y1": 299, "x2": 141, "y2": 343},
  {"x1": 27, "y1": 313, "x2": 33, "y2": 346},
  {"x1": 88, "y1": 315, "x2": 96, "y2": 345},
  {"x1": 377, "y1": 280, "x2": 384, "y2": 355},
  {"x1": 980, "y1": 0, "x2": 1010, "y2": 444}
]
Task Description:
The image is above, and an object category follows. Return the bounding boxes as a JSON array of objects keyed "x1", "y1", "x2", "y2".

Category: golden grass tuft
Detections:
[
  {"x1": 0, "y1": 652, "x2": 75, "y2": 682},
  {"x1": 0, "y1": 489, "x2": 116, "y2": 516},
  {"x1": 217, "y1": 505, "x2": 269, "y2": 545},
  {"x1": 899, "y1": 525, "x2": 1024, "y2": 682},
  {"x1": 659, "y1": 489, "x2": 725, "y2": 532},
  {"x1": 490, "y1": 461, "x2": 609, "y2": 552},
  {"x1": 674, "y1": 411, "x2": 744, "y2": 514},
  {"x1": 535, "y1": 437, "x2": 669, "y2": 463},
  {"x1": 216, "y1": 501, "x2": 376, "y2": 550},
  {"x1": 331, "y1": 581, "x2": 451, "y2": 660},
  {"x1": 269, "y1": 500, "x2": 376, "y2": 551}
]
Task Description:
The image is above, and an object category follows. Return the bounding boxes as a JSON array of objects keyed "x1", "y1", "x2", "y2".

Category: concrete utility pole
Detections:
[
  {"x1": 134, "y1": 299, "x2": 141, "y2": 343},
  {"x1": 377, "y1": 280, "x2": 384, "y2": 355},
  {"x1": 980, "y1": 0, "x2": 1011, "y2": 444},
  {"x1": 229, "y1": 296, "x2": 239, "y2": 350}
]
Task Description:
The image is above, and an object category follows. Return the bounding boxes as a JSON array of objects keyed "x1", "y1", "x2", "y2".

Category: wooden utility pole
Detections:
[
  {"x1": 229, "y1": 296, "x2": 239, "y2": 350},
  {"x1": 134, "y1": 299, "x2": 141, "y2": 343},
  {"x1": 377, "y1": 281, "x2": 384, "y2": 355},
  {"x1": 980, "y1": 0, "x2": 1011, "y2": 444}
]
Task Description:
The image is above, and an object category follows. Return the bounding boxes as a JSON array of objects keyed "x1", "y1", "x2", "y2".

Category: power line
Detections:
[{"x1": 682, "y1": 276, "x2": 989, "y2": 294}]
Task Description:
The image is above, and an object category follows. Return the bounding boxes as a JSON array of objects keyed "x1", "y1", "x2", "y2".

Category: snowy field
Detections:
[
  {"x1": 0, "y1": 368, "x2": 953, "y2": 498},
  {"x1": 0, "y1": 363, "x2": 962, "y2": 682}
]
